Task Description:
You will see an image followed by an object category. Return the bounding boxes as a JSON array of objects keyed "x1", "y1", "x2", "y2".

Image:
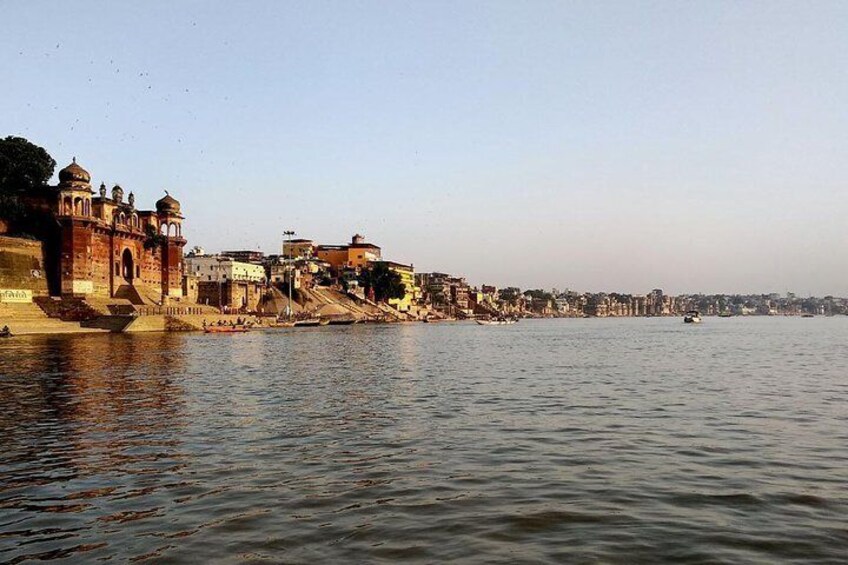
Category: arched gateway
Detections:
[{"x1": 121, "y1": 248, "x2": 134, "y2": 282}]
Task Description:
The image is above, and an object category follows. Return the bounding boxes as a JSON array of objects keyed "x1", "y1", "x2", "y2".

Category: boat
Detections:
[
  {"x1": 327, "y1": 316, "x2": 357, "y2": 325},
  {"x1": 293, "y1": 318, "x2": 321, "y2": 327},
  {"x1": 683, "y1": 310, "x2": 702, "y2": 324},
  {"x1": 204, "y1": 325, "x2": 250, "y2": 333},
  {"x1": 718, "y1": 311, "x2": 733, "y2": 318},
  {"x1": 0, "y1": 326, "x2": 13, "y2": 338},
  {"x1": 475, "y1": 318, "x2": 517, "y2": 326},
  {"x1": 801, "y1": 313, "x2": 815, "y2": 318},
  {"x1": 267, "y1": 320, "x2": 295, "y2": 328}
]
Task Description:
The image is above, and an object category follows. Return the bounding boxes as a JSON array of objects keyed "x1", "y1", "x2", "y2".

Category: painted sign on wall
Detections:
[{"x1": 0, "y1": 289, "x2": 33, "y2": 303}]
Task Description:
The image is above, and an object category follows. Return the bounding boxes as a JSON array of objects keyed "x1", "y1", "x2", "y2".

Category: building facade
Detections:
[
  {"x1": 185, "y1": 255, "x2": 265, "y2": 311},
  {"x1": 316, "y1": 234, "x2": 381, "y2": 272},
  {"x1": 20, "y1": 159, "x2": 185, "y2": 303}
]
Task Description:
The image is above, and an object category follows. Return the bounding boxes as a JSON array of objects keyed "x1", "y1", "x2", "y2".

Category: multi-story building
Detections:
[
  {"x1": 449, "y1": 277, "x2": 470, "y2": 314},
  {"x1": 315, "y1": 234, "x2": 381, "y2": 272},
  {"x1": 12, "y1": 158, "x2": 185, "y2": 303},
  {"x1": 378, "y1": 261, "x2": 419, "y2": 314},
  {"x1": 418, "y1": 272, "x2": 451, "y2": 311},
  {"x1": 282, "y1": 239, "x2": 315, "y2": 260},
  {"x1": 221, "y1": 250, "x2": 265, "y2": 264},
  {"x1": 184, "y1": 255, "x2": 265, "y2": 311}
]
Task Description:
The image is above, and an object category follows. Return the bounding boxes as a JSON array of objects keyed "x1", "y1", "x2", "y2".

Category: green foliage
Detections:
[
  {"x1": 359, "y1": 262, "x2": 406, "y2": 302},
  {"x1": 0, "y1": 193, "x2": 26, "y2": 222},
  {"x1": 143, "y1": 223, "x2": 168, "y2": 252},
  {"x1": 0, "y1": 136, "x2": 56, "y2": 195},
  {"x1": 523, "y1": 288, "x2": 554, "y2": 301},
  {"x1": 499, "y1": 287, "x2": 522, "y2": 302}
]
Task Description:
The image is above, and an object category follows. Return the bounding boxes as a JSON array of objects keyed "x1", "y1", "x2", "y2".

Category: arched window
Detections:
[
  {"x1": 83, "y1": 200, "x2": 91, "y2": 216},
  {"x1": 63, "y1": 196, "x2": 72, "y2": 215},
  {"x1": 160, "y1": 223, "x2": 168, "y2": 236}
]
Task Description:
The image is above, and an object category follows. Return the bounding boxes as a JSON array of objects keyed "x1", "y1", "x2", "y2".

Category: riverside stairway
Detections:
[{"x1": 0, "y1": 301, "x2": 106, "y2": 335}]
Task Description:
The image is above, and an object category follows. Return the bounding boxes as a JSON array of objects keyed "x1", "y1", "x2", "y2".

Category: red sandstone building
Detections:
[{"x1": 26, "y1": 158, "x2": 186, "y2": 303}]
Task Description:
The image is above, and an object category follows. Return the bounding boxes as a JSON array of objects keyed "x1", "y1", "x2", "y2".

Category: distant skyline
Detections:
[{"x1": 2, "y1": 1, "x2": 846, "y2": 295}]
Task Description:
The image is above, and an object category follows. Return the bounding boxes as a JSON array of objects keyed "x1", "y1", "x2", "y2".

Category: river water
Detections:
[{"x1": 1, "y1": 318, "x2": 846, "y2": 563}]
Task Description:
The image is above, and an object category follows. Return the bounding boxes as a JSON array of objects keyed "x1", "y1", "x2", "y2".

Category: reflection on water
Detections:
[{"x1": 1, "y1": 319, "x2": 848, "y2": 563}]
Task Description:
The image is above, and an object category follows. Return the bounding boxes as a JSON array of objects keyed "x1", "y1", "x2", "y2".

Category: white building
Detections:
[{"x1": 184, "y1": 255, "x2": 266, "y2": 284}]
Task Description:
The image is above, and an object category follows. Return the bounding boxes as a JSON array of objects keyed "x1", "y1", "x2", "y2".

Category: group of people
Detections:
[{"x1": 202, "y1": 317, "x2": 258, "y2": 329}]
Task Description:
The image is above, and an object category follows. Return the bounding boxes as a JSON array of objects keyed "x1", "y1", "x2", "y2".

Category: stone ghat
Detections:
[{"x1": 0, "y1": 302, "x2": 107, "y2": 335}]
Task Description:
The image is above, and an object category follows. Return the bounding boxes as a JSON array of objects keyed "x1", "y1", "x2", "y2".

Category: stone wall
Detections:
[
  {"x1": 197, "y1": 280, "x2": 263, "y2": 311},
  {"x1": 0, "y1": 235, "x2": 49, "y2": 296}
]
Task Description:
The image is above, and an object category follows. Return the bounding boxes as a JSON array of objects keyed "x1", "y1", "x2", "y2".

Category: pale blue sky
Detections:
[{"x1": 2, "y1": 1, "x2": 846, "y2": 294}]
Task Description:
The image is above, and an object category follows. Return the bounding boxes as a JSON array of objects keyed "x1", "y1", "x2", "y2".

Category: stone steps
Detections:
[{"x1": 0, "y1": 302, "x2": 105, "y2": 334}]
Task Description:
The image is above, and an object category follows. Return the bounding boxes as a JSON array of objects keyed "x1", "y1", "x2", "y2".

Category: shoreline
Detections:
[{"x1": 3, "y1": 313, "x2": 839, "y2": 338}]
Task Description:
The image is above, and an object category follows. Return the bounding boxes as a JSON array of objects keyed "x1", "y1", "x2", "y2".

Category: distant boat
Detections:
[
  {"x1": 718, "y1": 311, "x2": 733, "y2": 318},
  {"x1": 293, "y1": 318, "x2": 321, "y2": 327},
  {"x1": 476, "y1": 318, "x2": 517, "y2": 326},
  {"x1": 327, "y1": 316, "x2": 357, "y2": 325},
  {"x1": 801, "y1": 313, "x2": 815, "y2": 318},
  {"x1": 683, "y1": 310, "x2": 702, "y2": 324},
  {"x1": 0, "y1": 327, "x2": 13, "y2": 338}
]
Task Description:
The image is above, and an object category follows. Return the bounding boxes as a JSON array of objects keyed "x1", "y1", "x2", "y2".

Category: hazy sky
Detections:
[{"x1": 2, "y1": 1, "x2": 846, "y2": 295}]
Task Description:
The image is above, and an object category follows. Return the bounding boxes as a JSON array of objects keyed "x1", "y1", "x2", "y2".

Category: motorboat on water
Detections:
[
  {"x1": 475, "y1": 317, "x2": 518, "y2": 326},
  {"x1": 0, "y1": 326, "x2": 13, "y2": 338},
  {"x1": 683, "y1": 310, "x2": 702, "y2": 324}
]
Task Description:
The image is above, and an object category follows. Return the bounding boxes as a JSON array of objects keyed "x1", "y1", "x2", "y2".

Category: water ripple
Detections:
[{"x1": 1, "y1": 319, "x2": 847, "y2": 562}]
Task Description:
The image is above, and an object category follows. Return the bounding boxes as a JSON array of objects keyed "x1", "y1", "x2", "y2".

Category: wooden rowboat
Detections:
[{"x1": 204, "y1": 325, "x2": 250, "y2": 333}]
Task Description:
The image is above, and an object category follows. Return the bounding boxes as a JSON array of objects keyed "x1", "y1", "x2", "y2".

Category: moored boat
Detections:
[
  {"x1": 204, "y1": 325, "x2": 250, "y2": 333},
  {"x1": 327, "y1": 316, "x2": 357, "y2": 325},
  {"x1": 683, "y1": 310, "x2": 702, "y2": 323},
  {"x1": 475, "y1": 318, "x2": 517, "y2": 326}
]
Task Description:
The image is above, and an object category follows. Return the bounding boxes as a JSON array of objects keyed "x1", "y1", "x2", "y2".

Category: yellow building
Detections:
[
  {"x1": 282, "y1": 238, "x2": 314, "y2": 260},
  {"x1": 315, "y1": 234, "x2": 381, "y2": 272},
  {"x1": 381, "y1": 261, "x2": 419, "y2": 313}
]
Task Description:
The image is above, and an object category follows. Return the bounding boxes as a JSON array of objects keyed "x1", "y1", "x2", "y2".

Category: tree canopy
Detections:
[
  {"x1": 143, "y1": 223, "x2": 168, "y2": 253},
  {"x1": 359, "y1": 262, "x2": 406, "y2": 302},
  {"x1": 0, "y1": 137, "x2": 56, "y2": 227},
  {"x1": 523, "y1": 288, "x2": 554, "y2": 301},
  {"x1": 499, "y1": 287, "x2": 522, "y2": 302},
  {"x1": 0, "y1": 136, "x2": 56, "y2": 195}
]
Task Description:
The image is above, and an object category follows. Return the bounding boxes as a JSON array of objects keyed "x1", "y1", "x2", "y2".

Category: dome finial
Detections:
[{"x1": 72, "y1": 156, "x2": 76, "y2": 164}]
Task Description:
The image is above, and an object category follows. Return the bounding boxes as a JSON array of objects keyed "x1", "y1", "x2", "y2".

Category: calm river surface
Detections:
[{"x1": 1, "y1": 318, "x2": 847, "y2": 563}]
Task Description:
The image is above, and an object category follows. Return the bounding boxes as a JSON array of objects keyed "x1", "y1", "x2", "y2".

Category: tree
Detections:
[
  {"x1": 143, "y1": 223, "x2": 168, "y2": 253},
  {"x1": 359, "y1": 262, "x2": 406, "y2": 302},
  {"x1": 499, "y1": 287, "x2": 522, "y2": 302},
  {"x1": 0, "y1": 136, "x2": 56, "y2": 195},
  {"x1": 0, "y1": 136, "x2": 56, "y2": 229}
]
